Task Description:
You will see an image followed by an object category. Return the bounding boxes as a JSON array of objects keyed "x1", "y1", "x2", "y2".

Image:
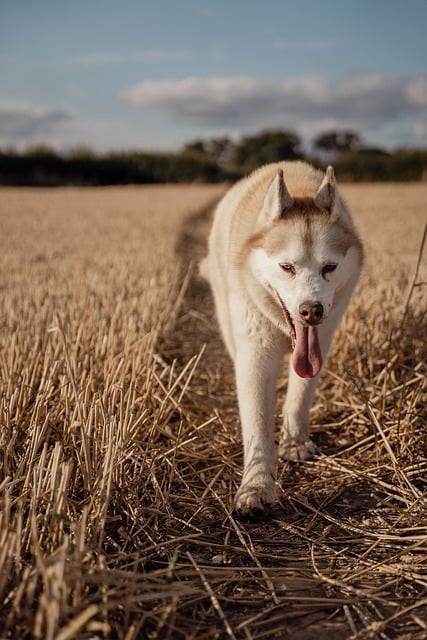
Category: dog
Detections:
[{"x1": 200, "y1": 161, "x2": 363, "y2": 516}]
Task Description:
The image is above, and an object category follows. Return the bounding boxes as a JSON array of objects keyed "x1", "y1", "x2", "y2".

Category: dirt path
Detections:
[
  {"x1": 166, "y1": 190, "x2": 426, "y2": 639},
  {"x1": 171, "y1": 201, "x2": 359, "y2": 639}
]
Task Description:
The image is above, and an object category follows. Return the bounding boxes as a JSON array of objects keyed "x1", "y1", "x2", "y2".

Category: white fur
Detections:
[{"x1": 203, "y1": 161, "x2": 363, "y2": 516}]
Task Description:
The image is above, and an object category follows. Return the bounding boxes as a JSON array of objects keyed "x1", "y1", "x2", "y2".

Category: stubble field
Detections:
[{"x1": 0, "y1": 181, "x2": 426, "y2": 639}]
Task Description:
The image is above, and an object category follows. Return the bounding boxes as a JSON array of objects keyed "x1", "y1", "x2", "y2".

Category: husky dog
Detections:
[{"x1": 201, "y1": 161, "x2": 363, "y2": 516}]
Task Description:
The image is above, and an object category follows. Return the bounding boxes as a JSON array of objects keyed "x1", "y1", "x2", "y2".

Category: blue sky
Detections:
[{"x1": 1, "y1": 0, "x2": 427, "y2": 152}]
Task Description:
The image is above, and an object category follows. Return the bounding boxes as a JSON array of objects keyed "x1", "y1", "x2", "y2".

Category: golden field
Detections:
[{"x1": 0, "y1": 182, "x2": 426, "y2": 639}]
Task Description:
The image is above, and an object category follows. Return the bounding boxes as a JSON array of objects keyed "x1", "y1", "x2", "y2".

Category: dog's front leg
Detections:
[
  {"x1": 233, "y1": 342, "x2": 282, "y2": 516},
  {"x1": 280, "y1": 367, "x2": 319, "y2": 460},
  {"x1": 280, "y1": 323, "x2": 336, "y2": 460}
]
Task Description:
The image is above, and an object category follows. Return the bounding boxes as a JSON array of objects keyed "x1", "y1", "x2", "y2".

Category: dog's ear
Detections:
[
  {"x1": 314, "y1": 165, "x2": 336, "y2": 212},
  {"x1": 258, "y1": 168, "x2": 293, "y2": 225}
]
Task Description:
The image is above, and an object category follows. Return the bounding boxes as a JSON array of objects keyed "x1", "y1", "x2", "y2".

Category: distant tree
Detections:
[
  {"x1": 314, "y1": 130, "x2": 362, "y2": 154},
  {"x1": 229, "y1": 130, "x2": 303, "y2": 174},
  {"x1": 68, "y1": 146, "x2": 96, "y2": 159},
  {"x1": 182, "y1": 137, "x2": 233, "y2": 166},
  {"x1": 205, "y1": 137, "x2": 233, "y2": 166},
  {"x1": 26, "y1": 144, "x2": 59, "y2": 158},
  {"x1": 334, "y1": 147, "x2": 393, "y2": 181},
  {"x1": 182, "y1": 140, "x2": 206, "y2": 155},
  {"x1": 2, "y1": 137, "x2": 424, "y2": 185}
]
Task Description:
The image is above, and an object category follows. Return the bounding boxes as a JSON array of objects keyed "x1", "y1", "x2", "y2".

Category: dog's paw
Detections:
[
  {"x1": 233, "y1": 478, "x2": 276, "y2": 517},
  {"x1": 279, "y1": 439, "x2": 315, "y2": 461}
]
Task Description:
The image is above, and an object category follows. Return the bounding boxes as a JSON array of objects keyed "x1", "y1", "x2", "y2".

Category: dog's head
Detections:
[{"x1": 246, "y1": 167, "x2": 363, "y2": 378}]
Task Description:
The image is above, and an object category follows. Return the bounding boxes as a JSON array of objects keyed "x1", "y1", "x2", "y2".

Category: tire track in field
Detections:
[{"x1": 174, "y1": 198, "x2": 234, "y2": 387}]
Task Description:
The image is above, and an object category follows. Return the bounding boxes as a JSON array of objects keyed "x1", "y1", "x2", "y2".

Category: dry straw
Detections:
[{"x1": 0, "y1": 183, "x2": 426, "y2": 639}]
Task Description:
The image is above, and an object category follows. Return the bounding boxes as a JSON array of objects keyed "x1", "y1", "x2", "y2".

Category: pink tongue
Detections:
[{"x1": 292, "y1": 324, "x2": 323, "y2": 378}]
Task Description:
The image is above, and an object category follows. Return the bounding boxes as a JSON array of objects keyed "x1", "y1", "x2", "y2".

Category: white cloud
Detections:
[
  {"x1": 411, "y1": 121, "x2": 427, "y2": 143},
  {"x1": 406, "y1": 78, "x2": 427, "y2": 108},
  {"x1": 0, "y1": 103, "x2": 71, "y2": 139},
  {"x1": 0, "y1": 102, "x2": 172, "y2": 152},
  {"x1": 2, "y1": 74, "x2": 426, "y2": 152},
  {"x1": 120, "y1": 74, "x2": 427, "y2": 140},
  {"x1": 52, "y1": 115, "x2": 161, "y2": 152}
]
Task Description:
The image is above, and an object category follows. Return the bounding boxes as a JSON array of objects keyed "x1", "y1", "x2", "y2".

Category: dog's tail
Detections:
[{"x1": 199, "y1": 256, "x2": 210, "y2": 282}]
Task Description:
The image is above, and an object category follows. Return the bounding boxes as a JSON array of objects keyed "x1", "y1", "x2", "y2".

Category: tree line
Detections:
[{"x1": 1, "y1": 129, "x2": 426, "y2": 186}]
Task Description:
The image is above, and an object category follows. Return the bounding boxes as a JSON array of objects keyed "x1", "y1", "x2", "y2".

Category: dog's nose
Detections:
[{"x1": 299, "y1": 301, "x2": 324, "y2": 325}]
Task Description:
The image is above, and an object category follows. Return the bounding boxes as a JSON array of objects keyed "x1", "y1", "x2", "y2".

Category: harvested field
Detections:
[{"x1": 0, "y1": 182, "x2": 426, "y2": 639}]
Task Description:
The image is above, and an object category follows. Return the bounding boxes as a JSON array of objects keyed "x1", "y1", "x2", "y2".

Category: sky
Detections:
[{"x1": 1, "y1": 0, "x2": 427, "y2": 153}]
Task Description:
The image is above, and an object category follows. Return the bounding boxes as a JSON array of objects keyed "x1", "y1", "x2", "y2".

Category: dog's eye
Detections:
[
  {"x1": 322, "y1": 263, "x2": 337, "y2": 278},
  {"x1": 280, "y1": 263, "x2": 296, "y2": 276}
]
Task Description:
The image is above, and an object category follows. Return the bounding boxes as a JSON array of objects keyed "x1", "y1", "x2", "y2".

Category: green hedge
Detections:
[
  {"x1": 333, "y1": 148, "x2": 427, "y2": 182},
  {"x1": 0, "y1": 149, "x2": 236, "y2": 186},
  {"x1": 0, "y1": 145, "x2": 426, "y2": 186}
]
